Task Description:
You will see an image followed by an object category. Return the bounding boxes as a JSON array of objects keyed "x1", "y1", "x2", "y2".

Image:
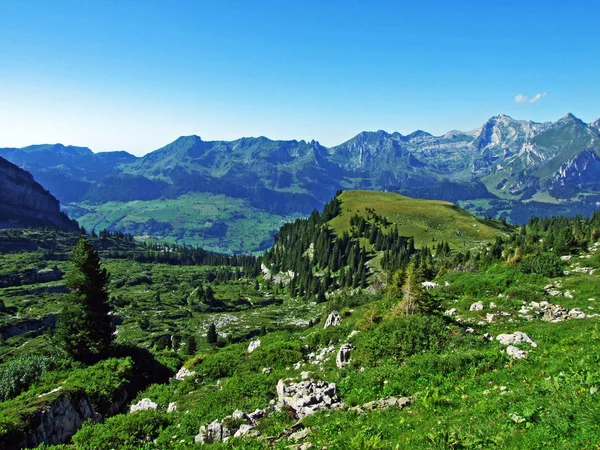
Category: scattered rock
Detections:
[
  {"x1": 486, "y1": 313, "x2": 497, "y2": 323},
  {"x1": 233, "y1": 424, "x2": 256, "y2": 438},
  {"x1": 174, "y1": 366, "x2": 196, "y2": 381},
  {"x1": 568, "y1": 308, "x2": 587, "y2": 319},
  {"x1": 489, "y1": 302, "x2": 496, "y2": 309},
  {"x1": 496, "y1": 332, "x2": 537, "y2": 348},
  {"x1": 348, "y1": 330, "x2": 360, "y2": 339},
  {"x1": 360, "y1": 396, "x2": 413, "y2": 411},
  {"x1": 167, "y1": 402, "x2": 177, "y2": 413},
  {"x1": 288, "y1": 428, "x2": 311, "y2": 442},
  {"x1": 130, "y1": 398, "x2": 158, "y2": 413},
  {"x1": 276, "y1": 378, "x2": 344, "y2": 418},
  {"x1": 470, "y1": 302, "x2": 484, "y2": 311},
  {"x1": 336, "y1": 344, "x2": 353, "y2": 369},
  {"x1": 445, "y1": 308, "x2": 457, "y2": 316},
  {"x1": 422, "y1": 281, "x2": 439, "y2": 290},
  {"x1": 262, "y1": 367, "x2": 272, "y2": 374},
  {"x1": 248, "y1": 339, "x2": 261, "y2": 354},
  {"x1": 482, "y1": 333, "x2": 494, "y2": 341},
  {"x1": 506, "y1": 345, "x2": 528, "y2": 359},
  {"x1": 324, "y1": 311, "x2": 342, "y2": 328}
]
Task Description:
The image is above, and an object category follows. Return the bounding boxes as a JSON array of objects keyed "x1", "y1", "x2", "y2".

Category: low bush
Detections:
[
  {"x1": 0, "y1": 354, "x2": 59, "y2": 401},
  {"x1": 353, "y1": 315, "x2": 449, "y2": 368},
  {"x1": 518, "y1": 252, "x2": 563, "y2": 277},
  {"x1": 72, "y1": 410, "x2": 171, "y2": 450}
]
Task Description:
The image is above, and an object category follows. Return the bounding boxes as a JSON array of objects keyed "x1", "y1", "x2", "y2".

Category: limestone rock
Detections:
[
  {"x1": 289, "y1": 427, "x2": 311, "y2": 442},
  {"x1": 324, "y1": 311, "x2": 342, "y2": 328},
  {"x1": 422, "y1": 281, "x2": 439, "y2": 290},
  {"x1": 506, "y1": 345, "x2": 528, "y2": 359},
  {"x1": 167, "y1": 402, "x2": 177, "y2": 413},
  {"x1": 470, "y1": 302, "x2": 484, "y2": 311},
  {"x1": 130, "y1": 398, "x2": 158, "y2": 413},
  {"x1": 568, "y1": 308, "x2": 587, "y2": 319},
  {"x1": 336, "y1": 344, "x2": 353, "y2": 369},
  {"x1": 277, "y1": 378, "x2": 344, "y2": 418},
  {"x1": 174, "y1": 366, "x2": 196, "y2": 381},
  {"x1": 496, "y1": 332, "x2": 537, "y2": 348},
  {"x1": 248, "y1": 339, "x2": 261, "y2": 353}
]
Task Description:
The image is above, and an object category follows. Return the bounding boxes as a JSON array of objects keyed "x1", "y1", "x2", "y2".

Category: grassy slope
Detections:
[
  {"x1": 65, "y1": 193, "x2": 301, "y2": 254},
  {"x1": 329, "y1": 190, "x2": 511, "y2": 249}
]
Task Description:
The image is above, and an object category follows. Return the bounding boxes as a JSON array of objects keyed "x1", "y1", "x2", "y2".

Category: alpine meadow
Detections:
[{"x1": 1, "y1": 2, "x2": 600, "y2": 449}]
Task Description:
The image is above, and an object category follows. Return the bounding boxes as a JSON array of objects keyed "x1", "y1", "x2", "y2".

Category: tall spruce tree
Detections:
[{"x1": 56, "y1": 238, "x2": 115, "y2": 363}]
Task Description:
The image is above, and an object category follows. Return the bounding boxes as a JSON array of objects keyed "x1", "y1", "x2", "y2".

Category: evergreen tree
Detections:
[
  {"x1": 56, "y1": 238, "x2": 115, "y2": 363},
  {"x1": 396, "y1": 263, "x2": 438, "y2": 315},
  {"x1": 207, "y1": 323, "x2": 218, "y2": 344}
]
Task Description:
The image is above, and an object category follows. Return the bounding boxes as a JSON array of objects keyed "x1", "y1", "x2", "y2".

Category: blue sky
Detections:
[{"x1": 1, "y1": 0, "x2": 599, "y2": 155}]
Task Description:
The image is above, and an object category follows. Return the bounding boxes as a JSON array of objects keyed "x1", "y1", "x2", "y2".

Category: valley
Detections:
[
  {"x1": 2, "y1": 113, "x2": 600, "y2": 253},
  {"x1": 1, "y1": 190, "x2": 600, "y2": 448}
]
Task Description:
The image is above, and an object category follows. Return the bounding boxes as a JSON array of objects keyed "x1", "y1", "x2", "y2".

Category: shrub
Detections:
[
  {"x1": 0, "y1": 355, "x2": 59, "y2": 401},
  {"x1": 518, "y1": 252, "x2": 563, "y2": 277},
  {"x1": 72, "y1": 410, "x2": 171, "y2": 450},
  {"x1": 353, "y1": 315, "x2": 449, "y2": 368},
  {"x1": 65, "y1": 357, "x2": 134, "y2": 413}
]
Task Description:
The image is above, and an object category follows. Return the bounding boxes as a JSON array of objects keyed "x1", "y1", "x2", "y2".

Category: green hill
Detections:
[{"x1": 329, "y1": 190, "x2": 512, "y2": 249}]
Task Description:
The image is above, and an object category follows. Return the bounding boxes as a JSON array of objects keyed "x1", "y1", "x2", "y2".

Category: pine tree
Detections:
[
  {"x1": 56, "y1": 238, "x2": 115, "y2": 363},
  {"x1": 207, "y1": 323, "x2": 218, "y2": 344},
  {"x1": 396, "y1": 263, "x2": 438, "y2": 316}
]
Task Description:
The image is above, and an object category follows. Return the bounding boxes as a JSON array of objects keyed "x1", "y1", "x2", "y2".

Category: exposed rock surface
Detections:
[
  {"x1": 247, "y1": 339, "x2": 261, "y2": 353},
  {"x1": 506, "y1": 345, "x2": 529, "y2": 359},
  {"x1": 0, "y1": 314, "x2": 58, "y2": 340},
  {"x1": 130, "y1": 398, "x2": 158, "y2": 413},
  {"x1": 174, "y1": 366, "x2": 196, "y2": 381},
  {"x1": 496, "y1": 332, "x2": 537, "y2": 347},
  {"x1": 17, "y1": 395, "x2": 97, "y2": 449},
  {"x1": 324, "y1": 311, "x2": 342, "y2": 328},
  {"x1": 336, "y1": 344, "x2": 353, "y2": 369},
  {"x1": 470, "y1": 302, "x2": 484, "y2": 311},
  {"x1": 0, "y1": 156, "x2": 77, "y2": 231},
  {"x1": 276, "y1": 378, "x2": 344, "y2": 418}
]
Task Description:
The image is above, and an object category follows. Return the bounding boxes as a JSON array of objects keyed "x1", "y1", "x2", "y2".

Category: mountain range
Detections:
[{"x1": 1, "y1": 113, "x2": 599, "y2": 252}]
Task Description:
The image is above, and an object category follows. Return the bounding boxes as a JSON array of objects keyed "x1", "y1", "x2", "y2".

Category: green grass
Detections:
[
  {"x1": 64, "y1": 193, "x2": 301, "y2": 254},
  {"x1": 329, "y1": 190, "x2": 511, "y2": 250}
]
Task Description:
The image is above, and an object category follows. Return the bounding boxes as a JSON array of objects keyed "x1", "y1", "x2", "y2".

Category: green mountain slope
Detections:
[{"x1": 330, "y1": 190, "x2": 511, "y2": 249}]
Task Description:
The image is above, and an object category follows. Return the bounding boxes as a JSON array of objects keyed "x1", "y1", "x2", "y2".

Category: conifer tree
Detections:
[
  {"x1": 207, "y1": 323, "x2": 218, "y2": 344},
  {"x1": 397, "y1": 263, "x2": 439, "y2": 315},
  {"x1": 56, "y1": 238, "x2": 115, "y2": 363}
]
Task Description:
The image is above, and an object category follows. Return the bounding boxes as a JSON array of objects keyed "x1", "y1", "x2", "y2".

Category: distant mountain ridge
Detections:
[
  {"x1": 1, "y1": 113, "x2": 599, "y2": 251},
  {"x1": 0, "y1": 156, "x2": 78, "y2": 231}
]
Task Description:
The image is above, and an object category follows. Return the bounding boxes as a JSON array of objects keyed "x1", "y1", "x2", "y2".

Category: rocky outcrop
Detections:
[
  {"x1": 0, "y1": 156, "x2": 77, "y2": 231},
  {"x1": 247, "y1": 339, "x2": 261, "y2": 353},
  {"x1": 276, "y1": 378, "x2": 344, "y2": 418},
  {"x1": 130, "y1": 398, "x2": 158, "y2": 413},
  {"x1": 174, "y1": 366, "x2": 196, "y2": 381},
  {"x1": 195, "y1": 409, "x2": 263, "y2": 444},
  {"x1": 17, "y1": 395, "x2": 97, "y2": 448},
  {"x1": 324, "y1": 311, "x2": 342, "y2": 328},
  {"x1": 0, "y1": 314, "x2": 58, "y2": 340},
  {"x1": 336, "y1": 344, "x2": 353, "y2": 369},
  {"x1": 0, "y1": 266, "x2": 63, "y2": 288},
  {"x1": 496, "y1": 332, "x2": 537, "y2": 348}
]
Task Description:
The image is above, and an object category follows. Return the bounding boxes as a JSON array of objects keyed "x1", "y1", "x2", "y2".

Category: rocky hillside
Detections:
[{"x1": 0, "y1": 157, "x2": 78, "y2": 231}]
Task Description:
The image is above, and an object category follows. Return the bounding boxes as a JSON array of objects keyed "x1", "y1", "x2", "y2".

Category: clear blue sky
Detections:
[{"x1": 1, "y1": 0, "x2": 599, "y2": 155}]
